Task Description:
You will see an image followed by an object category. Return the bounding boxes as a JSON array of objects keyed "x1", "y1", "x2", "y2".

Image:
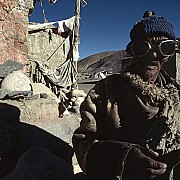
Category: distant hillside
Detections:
[{"x1": 78, "y1": 50, "x2": 130, "y2": 75}]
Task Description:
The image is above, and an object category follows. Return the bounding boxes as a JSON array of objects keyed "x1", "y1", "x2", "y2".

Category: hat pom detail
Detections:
[{"x1": 130, "y1": 10, "x2": 176, "y2": 41}]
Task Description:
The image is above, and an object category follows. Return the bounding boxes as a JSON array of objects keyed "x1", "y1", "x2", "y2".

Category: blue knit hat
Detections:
[{"x1": 130, "y1": 11, "x2": 176, "y2": 41}]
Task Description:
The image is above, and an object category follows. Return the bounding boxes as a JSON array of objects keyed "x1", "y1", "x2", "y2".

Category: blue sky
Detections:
[{"x1": 29, "y1": 0, "x2": 180, "y2": 60}]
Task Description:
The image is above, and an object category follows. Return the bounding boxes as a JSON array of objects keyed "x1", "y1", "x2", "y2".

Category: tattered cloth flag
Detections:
[
  {"x1": 81, "y1": 0, "x2": 87, "y2": 7},
  {"x1": 48, "y1": 0, "x2": 57, "y2": 3},
  {"x1": 38, "y1": 0, "x2": 57, "y2": 4}
]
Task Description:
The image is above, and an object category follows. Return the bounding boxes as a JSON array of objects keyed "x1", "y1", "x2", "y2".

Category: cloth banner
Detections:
[
  {"x1": 28, "y1": 16, "x2": 75, "y2": 32},
  {"x1": 35, "y1": 59, "x2": 77, "y2": 87},
  {"x1": 81, "y1": 0, "x2": 87, "y2": 7}
]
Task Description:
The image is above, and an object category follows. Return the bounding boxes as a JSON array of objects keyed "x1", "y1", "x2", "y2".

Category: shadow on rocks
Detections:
[{"x1": 0, "y1": 103, "x2": 74, "y2": 179}]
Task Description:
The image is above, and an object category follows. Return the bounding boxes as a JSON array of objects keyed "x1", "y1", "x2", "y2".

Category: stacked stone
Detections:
[{"x1": 0, "y1": 0, "x2": 34, "y2": 69}]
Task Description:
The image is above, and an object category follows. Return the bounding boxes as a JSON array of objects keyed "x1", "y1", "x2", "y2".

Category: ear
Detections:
[
  {"x1": 126, "y1": 42, "x2": 133, "y2": 56},
  {"x1": 175, "y1": 39, "x2": 179, "y2": 52}
]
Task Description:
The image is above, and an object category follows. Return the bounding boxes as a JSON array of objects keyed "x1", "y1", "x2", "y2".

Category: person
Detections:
[{"x1": 72, "y1": 11, "x2": 180, "y2": 180}]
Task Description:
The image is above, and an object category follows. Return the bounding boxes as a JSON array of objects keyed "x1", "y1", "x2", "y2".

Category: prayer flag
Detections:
[
  {"x1": 48, "y1": 0, "x2": 57, "y2": 3},
  {"x1": 81, "y1": 0, "x2": 87, "y2": 7}
]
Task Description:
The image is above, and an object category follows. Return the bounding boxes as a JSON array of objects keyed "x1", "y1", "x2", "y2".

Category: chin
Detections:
[{"x1": 142, "y1": 70, "x2": 159, "y2": 83}]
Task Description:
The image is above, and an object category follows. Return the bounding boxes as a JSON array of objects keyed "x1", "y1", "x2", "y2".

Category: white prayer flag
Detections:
[
  {"x1": 48, "y1": 0, "x2": 57, "y2": 3},
  {"x1": 81, "y1": 0, "x2": 87, "y2": 7}
]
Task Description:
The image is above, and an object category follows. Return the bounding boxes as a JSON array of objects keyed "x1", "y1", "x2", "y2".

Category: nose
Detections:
[
  {"x1": 152, "y1": 52, "x2": 157, "y2": 58},
  {"x1": 148, "y1": 48, "x2": 161, "y2": 61}
]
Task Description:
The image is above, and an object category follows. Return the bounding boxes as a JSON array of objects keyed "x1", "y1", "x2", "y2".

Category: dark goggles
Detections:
[{"x1": 131, "y1": 40, "x2": 176, "y2": 57}]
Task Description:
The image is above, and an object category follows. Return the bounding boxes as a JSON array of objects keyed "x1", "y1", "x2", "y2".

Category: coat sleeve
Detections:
[{"x1": 72, "y1": 80, "x2": 138, "y2": 179}]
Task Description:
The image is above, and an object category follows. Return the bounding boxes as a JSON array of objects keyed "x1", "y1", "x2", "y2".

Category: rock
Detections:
[
  {"x1": 1, "y1": 70, "x2": 31, "y2": 92},
  {"x1": 68, "y1": 89, "x2": 86, "y2": 98},
  {"x1": 32, "y1": 83, "x2": 59, "y2": 102}
]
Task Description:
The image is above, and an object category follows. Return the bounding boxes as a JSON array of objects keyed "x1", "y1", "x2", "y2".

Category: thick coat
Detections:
[{"x1": 72, "y1": 70, "x2": 180, "y2": 180}]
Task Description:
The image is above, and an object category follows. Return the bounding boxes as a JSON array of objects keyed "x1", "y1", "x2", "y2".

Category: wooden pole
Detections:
[
  {"x1": 74, "y1": 0, "x2": 81, "y2": 46},
  {"x1": 72, "y1": 0, "x2": 81, "y2": 89}
]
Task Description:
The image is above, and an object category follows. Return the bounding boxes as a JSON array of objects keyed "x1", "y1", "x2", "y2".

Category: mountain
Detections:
[{"x1": 78, "y1": 50, "x2": 129, "y2": 75}]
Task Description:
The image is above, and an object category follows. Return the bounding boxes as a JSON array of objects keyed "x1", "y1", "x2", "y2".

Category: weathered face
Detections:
[{"x1": 131, "y1": 37, "x2": 176, "y2": 83}]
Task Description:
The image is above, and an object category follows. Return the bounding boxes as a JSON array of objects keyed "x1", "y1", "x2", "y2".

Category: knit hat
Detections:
[{"x1": 130, "y1": 11, "x2": 176, "y2": 41}]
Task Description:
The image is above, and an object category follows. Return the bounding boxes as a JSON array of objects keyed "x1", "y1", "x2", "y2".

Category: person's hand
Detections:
[{"x1": 124, "y1": 147, "x2": 167, "y2": 179}]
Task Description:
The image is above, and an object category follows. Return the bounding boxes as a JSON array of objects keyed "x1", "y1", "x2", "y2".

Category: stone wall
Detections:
[
  {"x1": 28, "y1": 28, "x2": 67, "y2": 70},
  {"x1": 0, "y1": 0, "x2": 34, "y2": 77},
  {"x1": 0, "y1": 98, "x2": 59, "y2": 123}
]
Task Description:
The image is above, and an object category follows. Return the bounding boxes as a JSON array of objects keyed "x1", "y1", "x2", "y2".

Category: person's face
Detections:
[{"x1": 131, "y1": 37, "x2": 176, "y2": 83}]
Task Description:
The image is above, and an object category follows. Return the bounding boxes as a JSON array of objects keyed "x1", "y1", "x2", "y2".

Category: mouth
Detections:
[
  {"x1": 144, "y1": 61, "x2": 160, "y2": 70},
  {"x1": 146, "y1": 65, "x2": 158, "y2": 70}
]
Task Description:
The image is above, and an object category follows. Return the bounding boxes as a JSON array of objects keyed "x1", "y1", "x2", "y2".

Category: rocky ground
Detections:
[{"x1": 0, "y1": 81, "x2": 95, "y2": 176}]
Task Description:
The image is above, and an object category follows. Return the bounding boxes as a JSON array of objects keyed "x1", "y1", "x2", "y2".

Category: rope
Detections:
[
  {"x1": 38, "y1": 0, "x2": 48, "y2": 22},
  {"x1": 46, "y1": 38, "x2": 67, "y2": 62}
]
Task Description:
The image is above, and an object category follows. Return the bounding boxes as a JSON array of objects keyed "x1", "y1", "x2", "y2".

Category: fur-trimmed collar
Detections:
[{"x1": 122, "y1": 72, "x2": 180, "y2": 154}]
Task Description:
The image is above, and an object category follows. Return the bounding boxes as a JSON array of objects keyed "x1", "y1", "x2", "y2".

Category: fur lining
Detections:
[{"x1": 123, "y1": 72, "x2": 180, "y2": 154}]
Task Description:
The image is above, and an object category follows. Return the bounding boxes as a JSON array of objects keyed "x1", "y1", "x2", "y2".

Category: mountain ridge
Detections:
[{"x1": 78, "y1": 50, "x2": 129, "y2": 75}]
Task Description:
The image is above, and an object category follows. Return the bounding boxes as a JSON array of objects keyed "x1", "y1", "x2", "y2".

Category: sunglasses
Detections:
[{"x1": 131, "y1": 40, "x2": 176, "y2": 57}]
